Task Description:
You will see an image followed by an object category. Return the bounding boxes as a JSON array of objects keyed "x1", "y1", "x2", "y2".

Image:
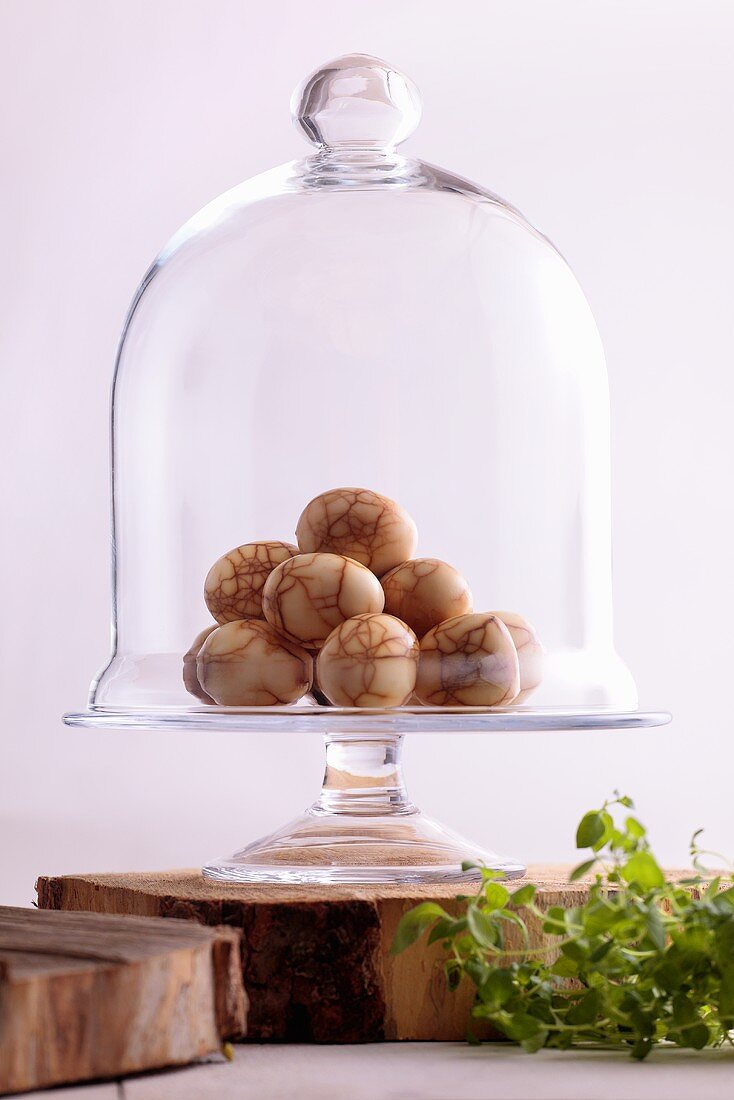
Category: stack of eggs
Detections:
[{"x1": 184, "y1": 488, "x2": 543, "y2": 708}]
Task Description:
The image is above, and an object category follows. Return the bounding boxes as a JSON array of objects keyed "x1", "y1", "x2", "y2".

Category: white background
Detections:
[{"x1": 1, "y1": 1, "x2": 732, "y2": 905}]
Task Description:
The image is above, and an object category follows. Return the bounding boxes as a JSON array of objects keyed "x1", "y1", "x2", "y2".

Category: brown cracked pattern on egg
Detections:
[
  {"x1": 183, "y1": 624, "x2": 218, "y2": 703},
  {"x1": 317, "y1": 613, "x2": 419, "y2": 707},
  {"x1": 415, "y1": 612, "x2": 520, "y2": 706},
  {"x1": 493, "y1": 610, "x2": 544, "y2": 701},
  {"x1": 296, "y1": 487, "x2": 418, "y2": 577},
  {"x1": 381, "y1": 557, "x2": 473, "y2": 637},
  {"x1": 262, "y1": 552, "x2": 385, "y2": 649},
  {"x1": 197, "y1": 619, "x2": 312, "y2": 706},
  {"x1": 204, "y1": 541, "x2": 300, "y2": 624}
]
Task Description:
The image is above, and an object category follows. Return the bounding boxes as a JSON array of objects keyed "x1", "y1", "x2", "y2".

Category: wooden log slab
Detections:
[
  {"x1": 35, "y1": 865, "x2": 625, "y2": 1044},
  {"x1": 0, "y1": 905, "x2": 246, "y2": 1096}
]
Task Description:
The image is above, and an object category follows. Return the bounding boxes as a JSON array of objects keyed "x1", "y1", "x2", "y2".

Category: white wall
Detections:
[{"x1": 1, "y1": 0, "x2": 732, "y2": 905}]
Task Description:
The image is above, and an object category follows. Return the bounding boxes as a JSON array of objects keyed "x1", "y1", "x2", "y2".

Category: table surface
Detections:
[{"x1": 24, "y1": 1043, "x2": 734, "y2": 1100}]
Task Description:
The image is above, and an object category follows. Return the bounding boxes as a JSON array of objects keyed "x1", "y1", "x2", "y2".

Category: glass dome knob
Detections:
[{"x1": 291, "y1": 53, "x2": 422, "y2": 150}]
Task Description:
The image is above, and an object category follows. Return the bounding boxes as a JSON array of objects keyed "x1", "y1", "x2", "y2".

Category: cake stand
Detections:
[{"x1": 64, "y1": 706, "x2": 671, "y2": 884}]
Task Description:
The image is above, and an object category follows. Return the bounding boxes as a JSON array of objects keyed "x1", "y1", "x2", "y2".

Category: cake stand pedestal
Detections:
[
  {"x1": 64, "y1": 705, "x2": 671, "y2": 886},
  {"x1": 204, "y1": 732, "x2": 524, "y2": 884}
]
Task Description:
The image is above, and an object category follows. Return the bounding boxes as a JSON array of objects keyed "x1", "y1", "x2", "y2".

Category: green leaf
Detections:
[
  {"x1": 576, "y1": 811, "x2": 606, "y2": 849},
  {"x1": 478, "y1": 967, "x2": 515, "y2": 1009},
  {"x1": 672, "y1": 1023, "x2": 710, "y2": 1050},
  {"x1": 620, "y1": 851, "x2": 665, "y2": 891},
  {"x1": 569, "y1": 858, "x2": 597, "y2": 882},
  {"x1": 484, "y1": 882, "x2": 510, "y2": 910},
  {"x1": 715, "y1": 884, "x2": 734, "y2": 905},
  {"x1": 589, "y1": 938, "x2": 614, "y2": 963},
  {"x1": 501, "y1": 1012, "x2": 543, "y2": 1042},
  {"x1": 719, "y1": 963, "x2": 734, "y2": 1017},
  {"x1": 495, "y1": 910, "x2": 528, "y2": 931},
  {"x1": 687, "y1": 1024, "x2": 710, "y2": 1051},
  {"x1": 510, "y1": 883, "x2": 536, "y2": 907},
  {"x1": 550, "y1": 954, "x2": 579, "y2": 977},
  {"x1": 645, "y1": 906, "x2": 666, "y2": 951},
  {"x1": 625, "y1": 815, "x2": 646, "y2": 840},
  {"x1": 582, "y1": 903, "x2": 624, "y2": 936},
  {"x1": 593, "y1": 811, "x2": 615, "y2": 851},
  {"x1": 464, "y1": 957, "x2": 489, "y2": 988},
  {"x1": 542, "y1": 917, "x2": 566, "y2": 935},
  {"x1": 467, "y1": 906, "x2": 499, "y2": 949},
  {"x1": 461, "y1": 860, "x2": 480, "y2": 872},
  {"x1": 671, "y1": 925, "x2": 712, "y2": 960},
  {"x1": 480, "y1": 867, "x2": 507, "y2": 882},
  {"x1": 652, "y1": 958, "x2": 684, "y2": 994},
  {"x1": 445, "y1": 959, "x2": 463, "y2": 991},
  {"x1": 566, "y1": 988, "x2": 601, "y2": 1025},
  {"x1": 390, "y1": 902, "x2": 450, "y2": 954},
  {"x1": 631, "y1": 1038, "x2": 652, "y2": 1060},
  {"x1": 520, "y1": 1028, "x2": 548, "y2": 1053},
  {"x1": 560, "y1": 939, "x2": 587, "y2": 963},
  {"x1": 427, "y1": 916, "x2": 463, "y2": 945},
  {"x1": 672, "y1": 993, "x2": 697, "y2": 1026},
  {"x1": 715, "y1": 922, "x2": 734, "y2": 974}
]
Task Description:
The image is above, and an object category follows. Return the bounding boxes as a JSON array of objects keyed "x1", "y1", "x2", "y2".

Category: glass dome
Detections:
[{"x1": 65, "y1": 55, "x2": 668, "y2": 883}]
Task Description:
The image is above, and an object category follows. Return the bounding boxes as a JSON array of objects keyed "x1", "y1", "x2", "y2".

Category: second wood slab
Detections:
[
  {"x1": 36, "y1": 867, "x2": 615, "y2": 1043},
  {"x1": 0, "y1": 906, "x2": 246, "y2": 1095}
]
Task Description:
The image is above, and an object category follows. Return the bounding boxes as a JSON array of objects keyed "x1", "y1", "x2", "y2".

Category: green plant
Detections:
[{"x1": 392, "y1": 795, "x2": 734, "y2": 1059}]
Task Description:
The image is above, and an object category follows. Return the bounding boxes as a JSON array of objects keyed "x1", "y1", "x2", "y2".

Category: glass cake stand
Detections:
[
  {"x1": 65, "y1": 55, "x2": 672, "y2": 886},
  {"x1": 64, "y1": 706, "x2": 671, "y2": 884}
]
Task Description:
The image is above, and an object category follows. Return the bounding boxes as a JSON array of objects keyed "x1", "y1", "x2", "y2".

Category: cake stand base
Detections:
[
  {"x1": 203, "y1": 808, "x2": 525, "y2": 885},
  {"x1": 203, "y1": 733, "x2": 524, "y2": 885}
]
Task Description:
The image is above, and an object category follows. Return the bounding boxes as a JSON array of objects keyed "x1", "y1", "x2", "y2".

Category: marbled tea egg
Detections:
[
  {"x1": 317, "y1": 613, "x2": 419, "y2": 707},
  {"x1": 493, "y1": 610, "x2": 544, "y2": 701},
  {"x1": 262, "y1": 552, "x2": 384, "y2": 649},
  {"x1": 415, "y1": 612, "x2": 520, "y2": 707},
  {"x1": 296, "y1": 487, "x2": 418, "y2": 577},
  {"x1": 197, "y1": 619, "x2": 312, "y2": 706},
  {"x1": 381, "y1": 558, "x2": 473, "y2": 637},
  {"x1": 182, "y1": 625, "x2": 217, "y2": 704},
  {"x1": 204, "y1": 541, "x2": 300, "y2": 624}
]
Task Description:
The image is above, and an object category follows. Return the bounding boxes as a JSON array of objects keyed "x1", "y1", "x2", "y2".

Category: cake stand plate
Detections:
[
  {"x1": 64, "y1": 705, "x2": 670, "y2": 733},
  {"x1": 64, "y1": 706, "x2": 671, "y2": 885}
]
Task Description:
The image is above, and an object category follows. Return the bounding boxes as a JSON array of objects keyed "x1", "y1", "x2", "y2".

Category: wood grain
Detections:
[
  {"x1": 0, "y1": 905, "x2": 246, "y2": 1096},
  {"x1": 37, "y1": 865, "x2": 617, "y2": 1044}
]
